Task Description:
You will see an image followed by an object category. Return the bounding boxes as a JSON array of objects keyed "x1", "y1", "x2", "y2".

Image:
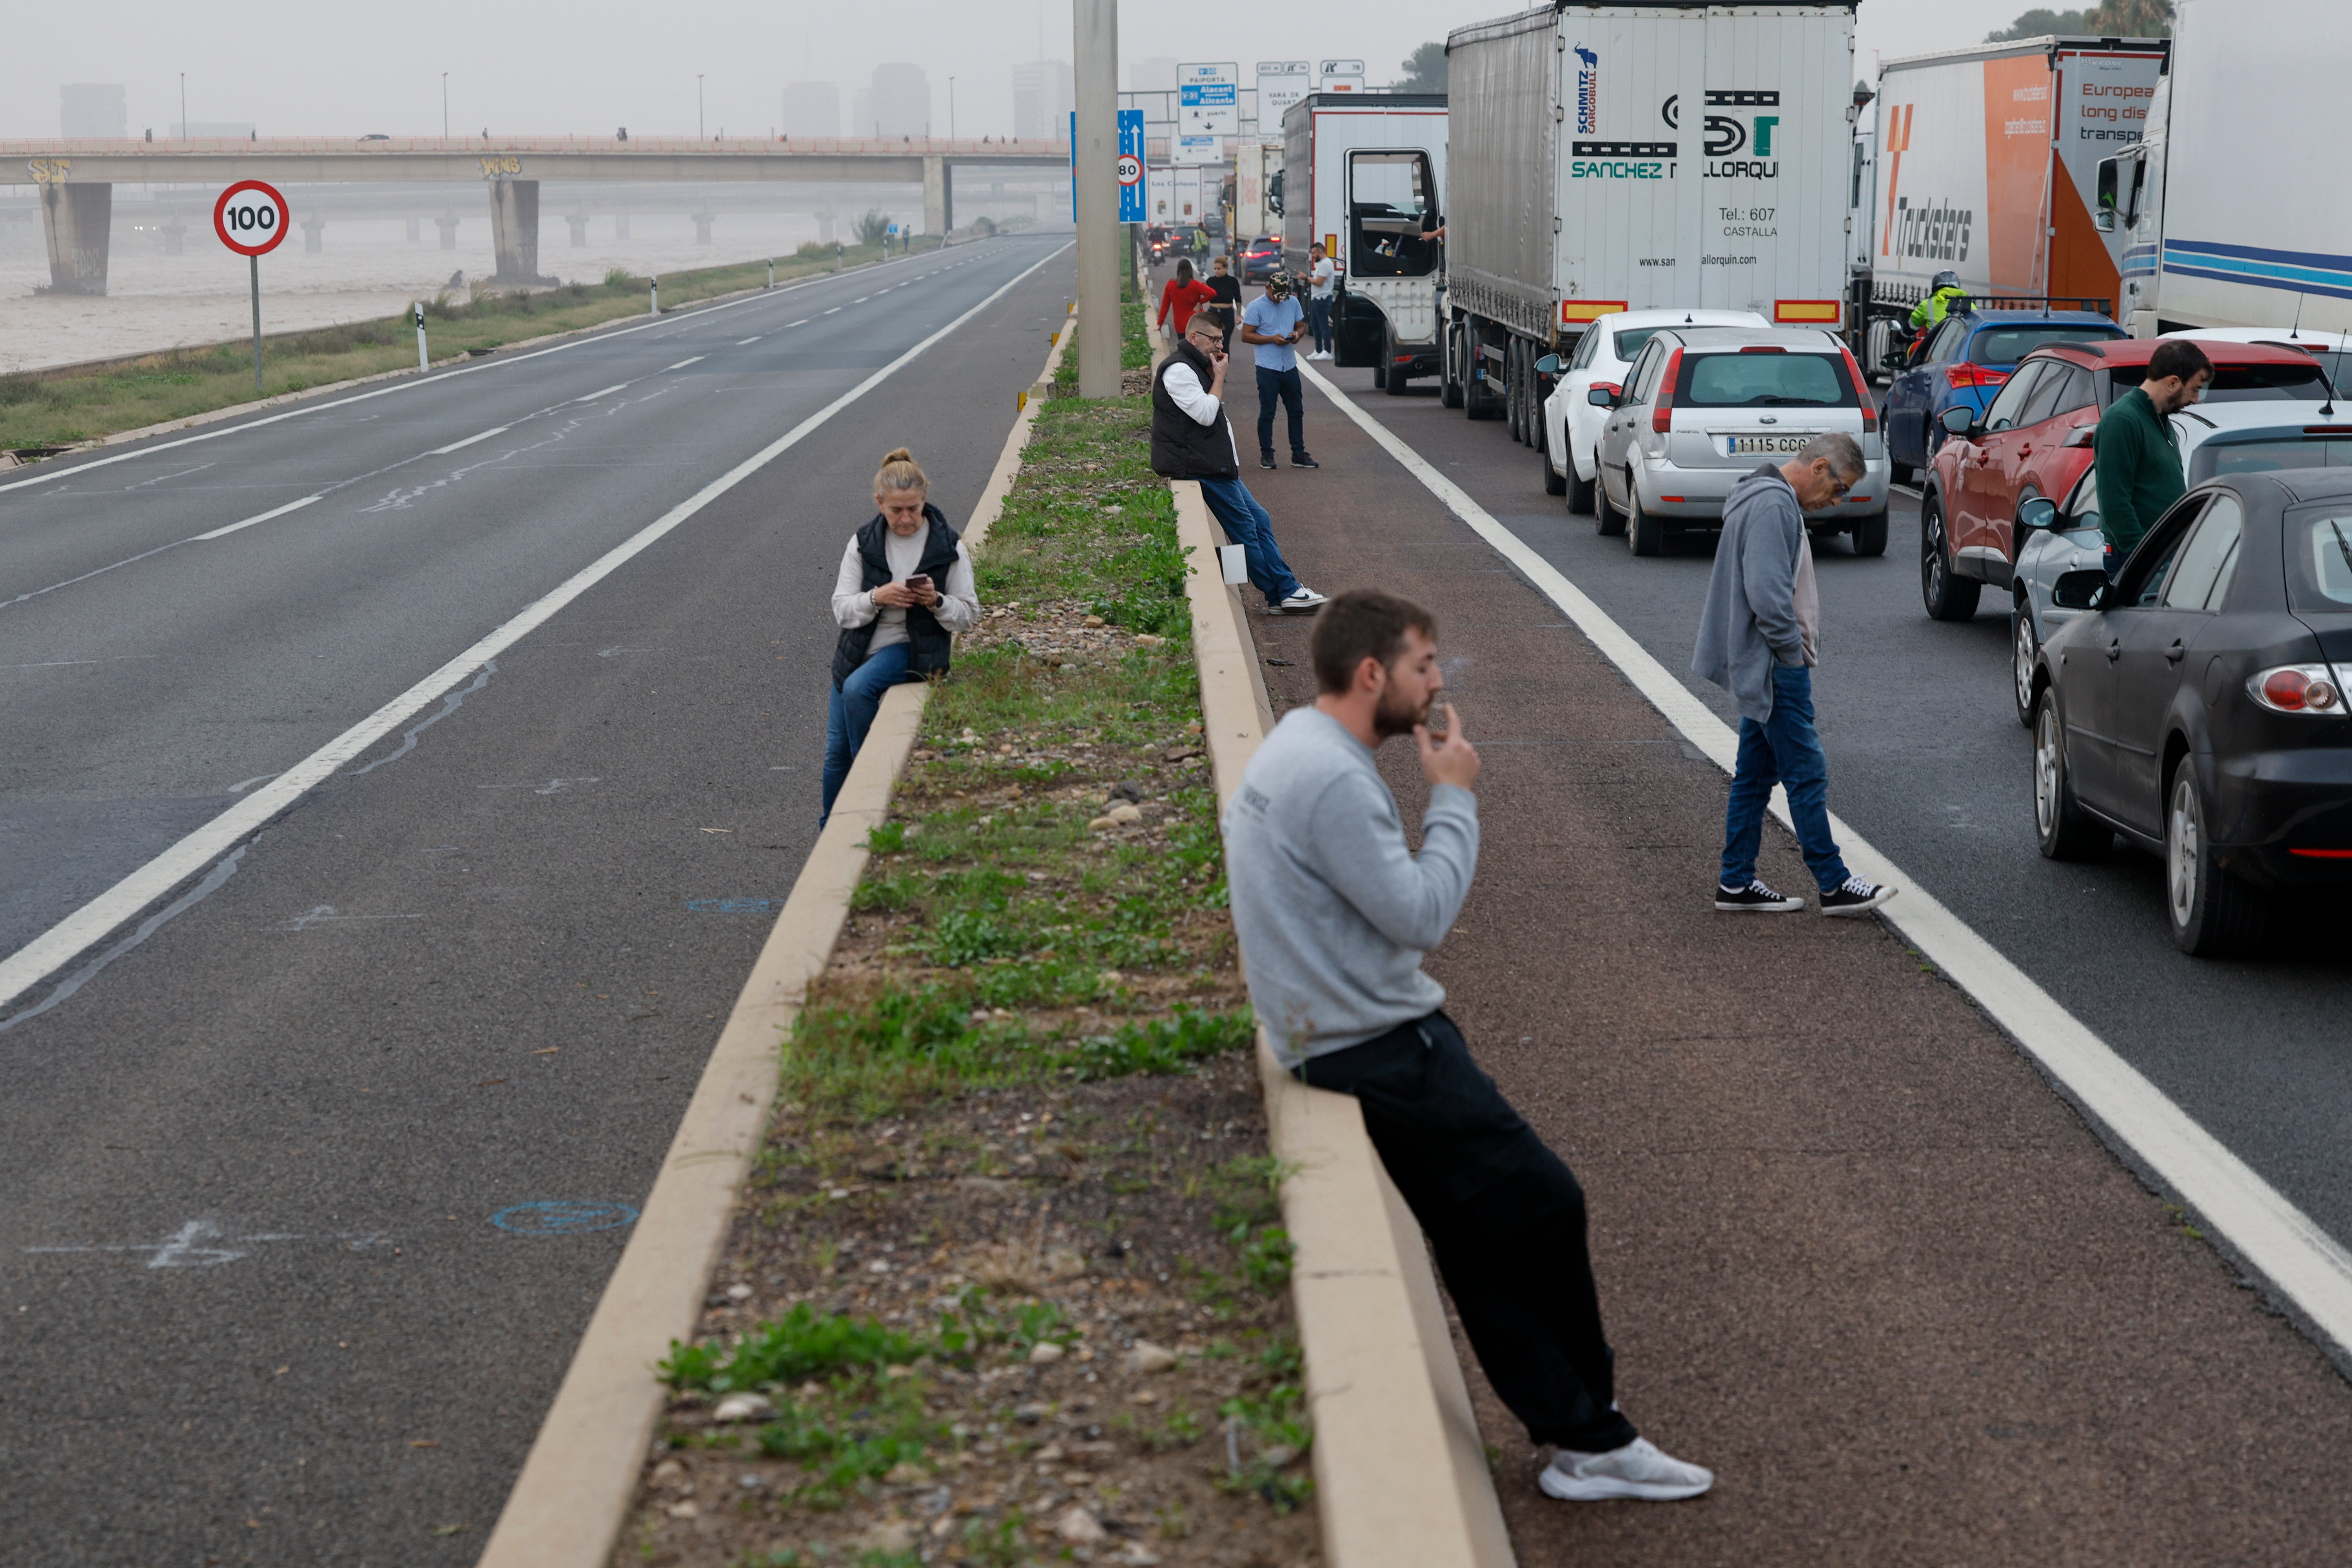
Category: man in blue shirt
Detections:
[{"x1": 1241, "y1": 270, "x2": 1318, "y2": 470}]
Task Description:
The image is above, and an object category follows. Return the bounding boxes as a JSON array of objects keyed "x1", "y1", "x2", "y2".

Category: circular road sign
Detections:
[
  {"x1": 214, "y1": 179, "x2": 290, "y2": 258},
  {"x1": 1116, "y1": 153, "x2": 1143, "y2": 187}
]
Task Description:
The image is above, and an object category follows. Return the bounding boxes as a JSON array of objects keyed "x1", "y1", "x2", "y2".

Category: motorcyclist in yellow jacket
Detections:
[{"x1": 1905, "y1": 269, "x2": 1969, "y2": 363}]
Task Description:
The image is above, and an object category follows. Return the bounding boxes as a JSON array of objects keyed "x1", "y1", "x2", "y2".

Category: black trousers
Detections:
[{"x1": 1298, "y1": 1011, "x2": 1640, "y2": 1453}]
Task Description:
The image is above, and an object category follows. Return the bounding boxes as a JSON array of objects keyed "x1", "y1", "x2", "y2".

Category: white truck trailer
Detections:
[
  {"x1": 1855, "y1": 35, "x2": 2165, "y2": 366},
  {"x1": 1439, "y1": 0, "x2": 1856, "y2": 447},
  {"x1": 1233, "y1": 142, "x2": 1282, "y2": 246},
  {"x1": 2099, "y1": 0, "x2": 2352, "y2": 337},
  {"x1": 1279, "y1": 91, "x2": 1450, "y2": 392}
]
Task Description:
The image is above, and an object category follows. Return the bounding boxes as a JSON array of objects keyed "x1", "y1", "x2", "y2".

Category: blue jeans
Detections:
[
  {"x1": 820, "y1": 642, "x2": 914, "y2": 824},
  {"x1": 1719, "y1": 662, "x2": 1851, "y2": 894},
  {"x1": 1306, "y1": 295, "x2": 1333, "y2": 353},
  {"x1": 1197, "y1": 476, "x2": 1303, "y2": 606},
  {"x1": 1256, "y1": 365, "x2": 1305, "y2": 457}
]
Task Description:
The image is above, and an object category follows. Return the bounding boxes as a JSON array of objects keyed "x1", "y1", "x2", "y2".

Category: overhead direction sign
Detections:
[
  {"x1": 213, "y1": 179, "x2": 289, "y2": 256},
  {"x1": 1318, "y1": 58, "x2": 1367, "y2": 93},
  {"x1": 1178, "y1": 61, "x2": 1240, "y2": 138},
  {"x1": 1257, "y1": 61, "x2": 1312, "y2": 128}
]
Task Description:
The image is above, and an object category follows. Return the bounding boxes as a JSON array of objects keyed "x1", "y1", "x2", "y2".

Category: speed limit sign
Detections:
[
  {"x1": 1116, "y1": 153, "x2": 1143, "y2": 188},
  {"x1": 214, "y1": 180, "x2": 289, "y2": 257}
]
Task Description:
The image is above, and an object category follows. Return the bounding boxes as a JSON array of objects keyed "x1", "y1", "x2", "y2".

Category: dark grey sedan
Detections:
[{"x1": 2027, "y1": 468, "x2": 2352, "y2": 953}]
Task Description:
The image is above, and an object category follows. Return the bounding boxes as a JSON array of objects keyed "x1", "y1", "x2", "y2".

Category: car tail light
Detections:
[
  {"x1": 1944, "y1": 362, "x2": 2011, "y2": 390},
  {"x1": 1838, "y1": 344, "x2": 1878, "y2": 432},
  {"x1": 2249, "y1": 664, "x2": 2346, "y2": 714},
  {"x1": 2288, "y1": 847, "x2": 2352, "y2": 858},
  {"x1": 1652, "y1": 348, "x2": 1683, "y2": 434}
]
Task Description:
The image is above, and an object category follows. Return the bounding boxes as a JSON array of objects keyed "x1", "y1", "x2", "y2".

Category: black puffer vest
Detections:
[
  {"x1": 1151, "y1": 339, "x2": 1241, "y2": 481},
  {"x1": 831, "y1": 505, "x2": 962, "y2": 686}
]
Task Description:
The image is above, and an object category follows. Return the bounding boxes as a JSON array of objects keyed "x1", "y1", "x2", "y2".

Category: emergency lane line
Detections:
[
  {"x1": 0, "y1": 240, "x2": 1072, "y2": 1023},
  {"x1": 1295, "y1": 358, "x2": 2352, "y2": 1359},
  {"x1": 191, "y1": 494, "x2": 323, "y2": 541}
]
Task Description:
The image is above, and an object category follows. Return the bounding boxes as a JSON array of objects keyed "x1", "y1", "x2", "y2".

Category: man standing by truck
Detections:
[
  {"x1": 1242, "y1": 270, "x2": 1318, "y2": 470},
  {"x1": 2093, "y1": 338, "x2": 2212, "y2": 576}
]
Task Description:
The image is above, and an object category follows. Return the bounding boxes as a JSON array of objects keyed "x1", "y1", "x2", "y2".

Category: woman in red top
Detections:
[{"x1": 1156, "y1": 259, "x2": 1218, "y2": 336}]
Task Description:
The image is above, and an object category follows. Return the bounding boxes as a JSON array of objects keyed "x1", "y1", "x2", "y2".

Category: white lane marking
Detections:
[
  {"x1": 1294, "y1": 358, "x2": 2352, "y2": 1359},
  {"x1": 427, "y1": 425, "x2": 512, "y2": 456},
  {"x1": 823, "y1": 307, "x2": 842, "y2": 315},
  {"x1": 735, "y1": 336, "x2": 762, "y2": 345},
  {"x1": 125, "y1": 462, "x2": 217, "y2": 491},
  {"x1": 0, "y1": 242, "x2": 1016, "y2": 497},
  {"x1": 783, "y1": 319, "x2": 808, "y2": 328},
  {"x1": 0, "y1": 535, "x2": 196, "y2": 610},
  {"x1": 0, "y1": 654, "x2": 158, "y2": 670},
  {"x1": 191, "y1": 494, "x2": 322, "y2": 541},
  {"x1": 22, "y1": 1218, "x2": 389, "y2": 1268},
  {"x1": 0, "y1": 240, "x2": 1073, "y2": 1021},
  {"x1": 572, "y1": 382, "x2": 632, "y2": 403},
  {"x1": 665, "y1": 357, "x2": 705, "y2": 370},
  {"x1": 853, "y1": 296, "x2": 870, "y2": 303}
]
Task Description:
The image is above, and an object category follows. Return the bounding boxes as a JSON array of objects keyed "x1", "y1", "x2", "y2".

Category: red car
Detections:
[{"x1": 1919, "y1": 338, "x2": 2334, "y2": 620}]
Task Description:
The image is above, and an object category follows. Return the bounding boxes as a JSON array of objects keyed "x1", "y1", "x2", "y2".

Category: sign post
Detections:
[{"x1": 214, "y1": 180, "x2": 290, "y2": 392}]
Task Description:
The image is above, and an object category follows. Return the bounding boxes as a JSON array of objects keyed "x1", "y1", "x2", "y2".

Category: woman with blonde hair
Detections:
[{"x1": 822, "y1": 447, "x2": 977, "y2": 823}]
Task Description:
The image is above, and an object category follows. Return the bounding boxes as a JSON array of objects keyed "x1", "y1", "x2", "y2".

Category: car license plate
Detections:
[{"x1": 1727, "y1": 434, "x2": 1815, "y2": 455}]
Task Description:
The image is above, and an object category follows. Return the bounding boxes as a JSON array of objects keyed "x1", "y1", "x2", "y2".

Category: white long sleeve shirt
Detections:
[
  {"x1": 831, "y1": 528, "x2": 979, "y2": 652},
  {"x1": 1161, "y1": 359, "x2": 1240, "y2": 469}
]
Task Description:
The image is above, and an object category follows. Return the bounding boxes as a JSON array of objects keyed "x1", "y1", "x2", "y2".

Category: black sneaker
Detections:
[
  {"x1": 1259, "y1": 452, "x2": 1278, "y2": 470},
  {"x1": 1715, "y1": 879, "x2": 1805, "y2": 913},
  {"x1": 1819, "y1": 877, "x2": 1896, "y2": 917},
  {"x1": 1291, "y1": 452, "x2": 1319, "y2": 468}
]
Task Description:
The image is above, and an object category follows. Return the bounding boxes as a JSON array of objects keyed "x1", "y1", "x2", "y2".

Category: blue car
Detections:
[{"x1": 1880, "y1": 309, "x2": 2125, "y2": 484}]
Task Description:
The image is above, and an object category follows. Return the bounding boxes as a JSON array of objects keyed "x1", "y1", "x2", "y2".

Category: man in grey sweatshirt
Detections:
[
  {"x1": 1692, "y1": 436, "x2": 1893, "y2": 916},
  {"x1": 1224, "y1": 589, "x2": 1713, "y2": 1504}
]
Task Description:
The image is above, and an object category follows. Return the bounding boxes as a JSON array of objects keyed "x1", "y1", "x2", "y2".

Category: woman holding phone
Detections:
[{"x1": 822, "y1": 447, "x2": 978, "y2": 824}]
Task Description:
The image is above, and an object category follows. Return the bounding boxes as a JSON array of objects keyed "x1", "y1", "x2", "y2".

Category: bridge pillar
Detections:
[
  {"x1": 566, "y1": 211, "x2": 589, "y2": 246},
  {"x1": 39, "y1": 182, "x2": 111, "y2": 296},
  {"x1": 301, "y1": 215, "x2": 325, "y2": 253},
  {"x1": 437, "y1": 212, "x2": 460, "y2": 250},
  {"x1": 924, "y1": 155, "x2": 950, "y2": 238},
  {"x1": 407, "y1": 217, "x2": 421, "y2": 242},
  {"x1": 486, "y1": 178, "x2": 543, "y2": 284}
]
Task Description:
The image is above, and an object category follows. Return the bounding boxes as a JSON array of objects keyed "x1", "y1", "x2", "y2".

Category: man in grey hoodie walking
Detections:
[{"x1": 1692, "y1": 435, "x2": 1895, "y2": 916}]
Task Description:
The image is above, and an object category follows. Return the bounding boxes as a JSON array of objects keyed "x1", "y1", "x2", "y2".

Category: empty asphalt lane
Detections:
[
  {"x1": 1292, "y1": 357, "x2": 2352, "y2": 1314},
  {"x1": 0, "y1": 236, "x2": 1073, "y2": 1567},
  {"x1": 0, "y1": 237, "x2": 1064, "y2": 973}
]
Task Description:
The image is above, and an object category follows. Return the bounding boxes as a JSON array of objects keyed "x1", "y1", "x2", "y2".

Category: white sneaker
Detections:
[
  {"x1": 1274, "y1": 588, "x2": 1328, "y2": 614},
  {"x1": 1538, "y1": 1437, "x2": 1713, "y2": 1502}
]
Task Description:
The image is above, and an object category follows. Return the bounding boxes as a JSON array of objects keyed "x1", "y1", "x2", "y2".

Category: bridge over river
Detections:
[{"x1": 10, "y1": 136, "x2": 1071, "y2": 294}]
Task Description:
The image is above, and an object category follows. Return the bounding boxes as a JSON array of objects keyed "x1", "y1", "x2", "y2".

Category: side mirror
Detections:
[
  {"x1": 1534, "y1": 354, "x2": 1562, "y2": 375},
  {"x1": 2094, "y1": 156, "x2": 2120, "y2": 233},
  {"x1": 1940, "y1": 405, "x2": 1978, "y2": 437},
  {"x1": 2018, "y1": 497, "x2": 2058, "y2": 532},
  {"x1": 1587, "y1": 385, "x2": 1619, "y2": 408},
  {"x1": 2052, "y1": 568, "x2": 2110, "y2": 611}
]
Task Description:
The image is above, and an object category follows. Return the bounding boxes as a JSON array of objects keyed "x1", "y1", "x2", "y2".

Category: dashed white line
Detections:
[
  {"x1": 1294, "y1": 356, "x2": 2352, "y2": 1362},
  {"x1": 191, "y1": 494, "x2": 322, "y2": 541},
  {"x1": 784, "y1": 319, "x2": 808, "y2": 328},
  {"x1": 852, "y1": 296, "x2": 870, "y2": 304},
  {"x1": 572, "y1": 383, "x2": 632, "y2": 403},
  {"x1": 426, "y1": 425, "x2": 510, "y2": 456},
  {"x1": 664, "y1": 357, "x2": 705, "y2": 370},
  {"x1": 822, "y1": 307, "x2": 841, "y2": 315},
  {"x1": 735, "y1": 336, "x2": 762, "y2": 345}
]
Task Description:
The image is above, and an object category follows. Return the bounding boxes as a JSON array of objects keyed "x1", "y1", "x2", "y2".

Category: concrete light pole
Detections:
[
  {"x1": 699, "y1": 76, "x2": 706, "y2": 140},
  {"x1": 441, "y1": 73, "x2": 449, "y2": 140},
  {"x1": 179, "y1": 74, "x2": 187, "y2": 141},
  {"x1": 1072, "y1": 0, "x2": 1120, "y2": 398}
]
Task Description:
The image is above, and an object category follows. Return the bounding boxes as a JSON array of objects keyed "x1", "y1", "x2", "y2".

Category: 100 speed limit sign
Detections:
[{"x1": 214, "y1": 180, "x2": 290, "y2": 257}]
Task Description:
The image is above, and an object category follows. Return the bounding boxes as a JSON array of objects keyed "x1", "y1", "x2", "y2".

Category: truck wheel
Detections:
[
  {"x1": 1594, "y1": 467, "x2": 1625, "y2": 536},
  {"x1": 1383, "y1": 325, "x2": 1409, "y2": 396},
  {"x1": 1539, "y1": 423, "x2": 1566, "y2": 494},
  {"x1": 1852, "y1": 510, "x2": 1889, "y2": 557},
  {"x1": 2033, "y1": 691, "x2": 2112, "y2": 863},
  {"x1": 1627, "y1": 479, "x2": 1664, "y2": 557},
  {"x1": 1920, "y1": 493, "x2": 1981, "y2": 621},
  {"x1": 2166, "y1": 764, "x2": 2263, "y2": 956}
]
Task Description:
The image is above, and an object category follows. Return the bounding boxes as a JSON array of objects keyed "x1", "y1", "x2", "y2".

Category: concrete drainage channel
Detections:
[{"x1": 474, "y1": 282, "x2": 1512, "y2": 1568}]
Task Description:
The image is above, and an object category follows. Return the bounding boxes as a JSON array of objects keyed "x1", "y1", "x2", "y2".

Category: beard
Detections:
[{"x1": 1372, "y1": 682, "x2": 1432, "y2": 739}]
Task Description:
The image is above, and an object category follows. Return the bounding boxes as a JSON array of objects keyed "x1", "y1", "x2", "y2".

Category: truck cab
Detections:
[{"x1": 1280, "y1": 92, "x2": 1448, "y2": 393}]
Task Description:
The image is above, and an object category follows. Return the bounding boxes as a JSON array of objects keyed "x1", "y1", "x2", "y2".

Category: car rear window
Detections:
[
  {"x1": 2287, "y1": 510, "x2": 2352, "y2": 610},
  {"x1": 2105, "y1": 362, "x2": 2334, "y2": 403},
  {"x1": 1968, "y1": 324, "x2": 2123, "y2": 364},
  {"x1": 1614, "y1": 327, "x2": 1664, "y2": 363},
  {"x1": 1678, "y1": 351, "x2": 1853, "y2": 407},
  {"x1": 2193, "y1": 436, "x2": 2352, "y2": 483}
]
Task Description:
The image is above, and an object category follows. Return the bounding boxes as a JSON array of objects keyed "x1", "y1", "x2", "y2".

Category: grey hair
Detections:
[{"x1": 1799, "y1": 431, "x2": 1867, "y2": 480}]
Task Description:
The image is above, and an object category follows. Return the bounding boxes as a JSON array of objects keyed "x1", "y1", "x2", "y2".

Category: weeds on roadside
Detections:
[{"x1": 659, "y1": 1303, "x2": 923, "y2": 1391}]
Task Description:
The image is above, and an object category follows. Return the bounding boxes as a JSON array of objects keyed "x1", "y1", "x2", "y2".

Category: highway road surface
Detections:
[
  {"x1": 1298, "y1": 348, "x2": 2352, "y2": 1331},
  {"x1": 0, "y1": 231, "x2": 1073, "y2": 1565}
]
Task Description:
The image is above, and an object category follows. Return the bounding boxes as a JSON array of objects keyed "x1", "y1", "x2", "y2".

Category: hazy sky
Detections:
[{"x1": 4, "y1": 0, "x2": 2057, "y2": 145}]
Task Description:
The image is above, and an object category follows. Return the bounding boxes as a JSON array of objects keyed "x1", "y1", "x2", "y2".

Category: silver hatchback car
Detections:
[{"x1": 1592, "y1": 326, "x2": 1892, "y2": 558}]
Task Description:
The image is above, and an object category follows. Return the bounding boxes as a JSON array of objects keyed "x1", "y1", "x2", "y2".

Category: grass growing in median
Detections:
[{"x1": 0, "y1": 237, "x2": 944, "y2": 452}]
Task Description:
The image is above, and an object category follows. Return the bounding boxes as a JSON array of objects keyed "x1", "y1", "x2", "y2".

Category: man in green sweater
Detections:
[{"x1": 2094, "y1": 338, "x2": 2214, "y2": 576}]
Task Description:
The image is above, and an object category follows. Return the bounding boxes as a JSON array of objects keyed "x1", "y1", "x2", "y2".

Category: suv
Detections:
[
  {"x1": 1591, "y1": 327, "x2": 1890, "y2": 558},
  {"x1": 1918, "y1": 338, "x2": 2335, "y2": 621},
  {"x1": 1880, "y1": 309, "x2": 2125, "y2": 483},
  {"x1": 1239, "y1": 236, "x2": 1281, "y2": 285}
]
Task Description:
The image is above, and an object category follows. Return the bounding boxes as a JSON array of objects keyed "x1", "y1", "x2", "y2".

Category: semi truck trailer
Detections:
[
  {"x1": 1439, "y1": 0, "x2": 1856, "y2": 450},
  {"x1": 1855, "y1": 34, "x2": 2166, "y2": 367},
  {"x1": 1279, "y1": 91, "x2": 1449, "y2": 392},
  {"x1": 2099, "y1": 0, "x2": 2352, "y2": 337}
]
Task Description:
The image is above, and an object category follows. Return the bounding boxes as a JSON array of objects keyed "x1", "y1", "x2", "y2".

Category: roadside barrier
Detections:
[{"x1": 474, "y1": 303, "x2": 1074, "y2": 1568}]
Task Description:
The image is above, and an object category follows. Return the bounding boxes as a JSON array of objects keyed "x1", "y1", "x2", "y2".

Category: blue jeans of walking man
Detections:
[
  {"x1": 1197, "y1": 476, "x2": 1303, "y2": 607},
  {"x1": 821, "y1": 642, "x2": 913, "y2": 824},
  {"x1": 1306, "y1": 296, "x2": 1333, "y2": 355},
  {"x1": 1256, "y1": 365, "x2": 1305, "y2": 459},
  {"x1": 1719, "y1": 663, "x2": 1852, "y2": 894}
]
